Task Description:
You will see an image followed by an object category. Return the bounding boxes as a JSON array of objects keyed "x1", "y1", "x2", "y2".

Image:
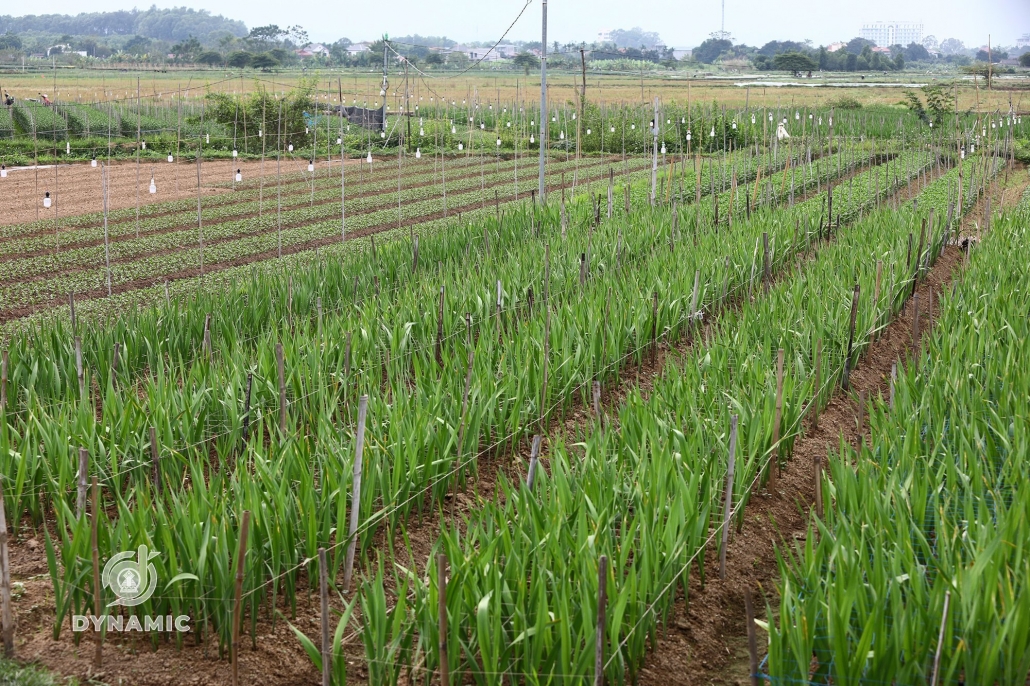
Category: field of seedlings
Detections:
[{"x1": 0, "y1": 71, "x2": 1028, "y2": 686}]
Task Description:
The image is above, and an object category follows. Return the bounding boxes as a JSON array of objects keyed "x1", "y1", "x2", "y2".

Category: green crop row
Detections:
[{"x1": 765, "y1": 183, "x2": 1030, "y2": 684}]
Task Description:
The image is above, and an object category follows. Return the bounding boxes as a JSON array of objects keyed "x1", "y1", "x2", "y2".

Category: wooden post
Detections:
[
  {"x1": 149, "y1": 427, "x2": 161, "y2": 497},
  {"x1": 343, "y1": 333, "x2": 352, "y2": 380},
  {"x1": 842, "y1": 285, "x2": 860, "y2": 391},
  {"x1": 540, "y1": 245, "x2": 551, "y2": 429},
  {"x1": 814, "y1": 452, "x2": 823, "y2": 518},
  {"x1": 890, "y1": 362, "x2": 897, "y2": 409},
  {"x1": 624, "y1": 184, "x2": 630, "y2": 214},
  {"x1": 413, "y1": 234, "x2": 419, "y2": 273},
  {"x1": 317, "y1": 298, "x2": 323, "y2": 338},
  {"x1": 771, "y1": 348, "x2": 785, "y2": 481},
  {"x1": 607, "y1": 168, "x2": 613, "y2": 219},
  {"x1": 202, "y1": 313, "x2": 211, "y2": 359},
  {"x1": 90, "y1": 477, "x2": 102, "y2": 668},
  {"x1": 276, "y1": 343, "x2": 286, "y2": 432},
  {"x1": 318, "y1": 547, "x2": 330, "y2": 686},
  {"x1": 75, "y1": 336, "x2": 84, "y2": 398},
  {"x1": 453, "y1": 350, "x2": 475, "y2": 513},
  {"x1": 930, "y1": 591, "x2": 951, "y2": 686},
  {"x1": 592, "y1": 381, "x2": 602, "y2": 421},
  {"x1": 579, "y1": 253, "x2": 587, "y2": 288},
  {"x1": 231, "y1": 510, "x2": 251, "y2": 686},
  {"x1": 526, "y1": 435, "x2": 542, "y2": 490},
  {"x1": 690, "y1": 270, "x2": 701, "y2": 323},
  {"x1": 437, "y1": 554, "x2": 449, "y2": 686},
  {"x1": 77, "y1": 447, "x2": 88, "y2": 517},
  {"x1": 111, "y1": 342, "x2": 121, "y2": 388},
  {"x1": 858, "y1": 390, "x2": 867, "y2": 445},
  {"x1": 745, "y1": 588, "x2": 759, "y2": 686},
  {"x1": 342, "y1": 395, "x2": 368, "y2": 594},
  {"x1": 164, "y1": 280, "x2": 170, "y2": 309},
  {"x1": 912, "y1": 293, "x2": 920, "y2": 343},
  {"x1": 594, "y1": 555, "x2": 608, "y2": 686},
  {"x1": 0, "y1": 350, "x2": 7, "y2": 412},
  {"x1": 870, "y1": 261, "x2": 883, "y2": 341},
  {"x1": 242, "y1": 373, "x2": 253, "y2": 444},
  {"x1": 435, "y1": 284, "x2": 446, "y2": 368},
  {"x1": 811, "y1": 340, "x2": 822, "y2": 430},
  {"x1": 762, "y1": 232, "x2": 771, "y2": 294},
  {"x1": 651, "y1": 291, "x2": 659, "y2": 364},
  {"x1": 69, "y1": 291, "x2": 77, "y2": 334},
  {"x1": 0, "y1": 480, "x2": 14, "y2": 658},
  {"x1": 719, "y1": 414, "x2": 739, "y2": 580}
]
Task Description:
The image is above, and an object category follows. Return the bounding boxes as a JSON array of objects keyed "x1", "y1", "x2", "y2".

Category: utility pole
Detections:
[{"x1": 538, "y1": 0, "x2": 548, "y2": 203}]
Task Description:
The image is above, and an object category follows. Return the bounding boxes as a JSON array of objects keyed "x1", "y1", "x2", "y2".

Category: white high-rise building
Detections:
[
  {"x1": 860, "y1": 22, "x2": 924, "y2": 48},
  {"x1": 1017, "y1": 34, "x2": 1030, "y2": 51}
]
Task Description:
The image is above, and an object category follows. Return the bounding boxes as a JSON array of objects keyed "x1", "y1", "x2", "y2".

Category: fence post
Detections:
[
  {"x1": 762, "y1": 232, "x2": 771, "y2": 294},
  {"x1": 0, "y1": 480, "x2": 14, "y2": 658},
  {"x1": 594, "y1": 555, "x2": 608, "y2": 686},
  {"x1": 342, "y1": 395, "x2": 368, "y2": 594},
  {"x1": 437, "y1": 554, "x2": 449, "y2": 686},
  {"x1": 719, "y1": 414, "x2": 739, "y2": 580},
  {"x1": 69, "y1": 291, "x2": 77, "y2": 334},
  {"x1": 811, "y1": 340, "x2": 822, "y2": 430},
  {"x1": 276, "y1": 343, "x2": 286, "y2": 432},
  {"x1": 77, "y1": 447, "x2": 88, "y2": 517},
  {"x1": 436, "y1": 284, "x2": 446, "y2": 368},
  {"x1": 745, "y1": 587, "x2": 759, "y2": 686},
  {"x1": 842, "y1": 285, "x2": 860, "y2": 390},
  {"x1": 870, "y1": 260, "x2": 883, "y2": 341},
  {"x1": 90, "y1": 477, "x2": 102, "y2": 668},
  {"x1": 75, "y1": 337, "x2": 84, "y2": 398},
  {"x1": 526, "y1": 435, "x2": 542, "y2": 490},
  {"x1": 0, "y1": 350, "x2": 7, "y2": 412},
  {"x1": 231, "y1": 510, "x2": 251, "y2": 686},
  {"x1": 770, "y1": 348, "x2": 785, "y2": 483},
  {"x1": 149, "y1": 427, "x2": 161, "y2": 497},
  {"x1": 930, "y1": 591, "x2": 951, "y2": 686},
  {"x1": 319, "y1": 547, "x2": 330, "y2": 686}
]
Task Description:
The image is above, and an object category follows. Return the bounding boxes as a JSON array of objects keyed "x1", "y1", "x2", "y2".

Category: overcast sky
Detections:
[{"x1": 10, "y1": 0, "x2": 1030, "y2": 48}]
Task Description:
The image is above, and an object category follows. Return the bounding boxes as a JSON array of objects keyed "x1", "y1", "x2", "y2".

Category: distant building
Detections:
[
  {"x1": 296, "y1": 43, "x2": 330, "y2": 58},
  {"x1": 860, "y1": 21, "x2": 923, "y2": 48},
  {"x1": 871, "y1": 46, "x2": 893, "y2": 54},
  {"x1": 1017, "y1": 34, "x2": 1030, "y2": 51},
  {"x1": 347, "y1": 42, "x2": 372, "y2": 55},
  {"x1": 672, "y1": 48, "x2": 691, "y2": 60},
  {"x1": 598, "y1": 29, "x2": 613, "y2": 44},
  {"x1": 825, "y1": 42, "x2": 846, "y2": 53},
  {"x1": 494, "y1": 44, "x2": 518, "y2": 58},
  {"x1": 452, "y1": 45, "x2": 505, "y2": 62}
]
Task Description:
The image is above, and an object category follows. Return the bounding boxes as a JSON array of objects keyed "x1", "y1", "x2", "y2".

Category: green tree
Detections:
[
  {"x1": 512, "y1": 52, "x2": 540, "y2": 76},
  {"x1": 1020, "y1": 52, "x2": 1030, "y2": 68},
  {"x1": 227, "y1": 51, "x2": 252, "y2": 68},
  {"x1": 773, "y1": 51, "x2": 817, "y2": 74},
  {"x1": 123, "y1": 35, "x2": 152, "y2": 55},
  {"x1": 893, "y1": 53, "x2": 905, "y2": 70},
  {"x1": 0, "y1": 33, "x2": 23, "y2": 51},
  {"x1": 170, "y1": 35, "x2": 201, "y2": 62},
  {"x1": 424, "y1": 52, "x2": 444, "y2": 67},
  {"x1": 198, "y1": 50, "x2": 223, "y2": 66},
  {"x1": 693, "y1": 38, "x2": 732, "y2": 64},
  {"x1": 251, "y1": 52, "x2": 279, "y2": 70}
]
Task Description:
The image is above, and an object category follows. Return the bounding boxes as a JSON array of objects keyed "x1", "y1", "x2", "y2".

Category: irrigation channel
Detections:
[{"x1": 0, "y1": 97, "x2": 1026, "y2": 686}]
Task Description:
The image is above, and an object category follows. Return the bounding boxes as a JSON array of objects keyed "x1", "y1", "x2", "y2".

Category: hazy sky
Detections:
[{"x1": 11, "y1": 0, "x2": 1030, "y2": 48}]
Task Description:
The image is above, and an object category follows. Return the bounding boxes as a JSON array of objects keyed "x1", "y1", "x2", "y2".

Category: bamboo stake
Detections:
[
  {"x1": 90, "y1": 477, "x2": 102, "y2": 668},
  {"x1": 0, "y1": 480, "x2": 13, "y2": 658},
  {"x1": 594, "y1": 555, "x2": 608, "y2": 686},
  {"x1": 771, "y1": 348, "x2": 785, "y2": 481},
  {"x1": 0, "y1": 350, "x2": 6, "y2": 412},
  {"x1": 526, "y1": 435, "x2": 542, "y2": 490},
  {"x1": 276, "y1": 343, "x2": 286, "y2": 432},
  {"x1": 149, "y1": 427, "x2": 161, "y2": 497},
  {"x1": 842, "y1": 285, "x2": 860, "y2": 390},
  {"x1": 437, "y1": 554, "x2": 449, "y2": 686},
  {"x1": 77, "y1": 447, "x2": 88, "y2": 517},
  {"x1": 930, "y1": 591, "x2": 952, "y2": 686},
  {"x1": 719, "y1": 414, "x2": 739, "y2": 580},
  {"x1": 342, "y1": 395, "x2": 368, "y2": 594},
  {"x1": 319, "y1": 548, "x2": 330, "y2": 686},
  {"x1": 231, "y1": 510, "x2": 251, "y2": 686},
  {"x1": 745, "y1": 588, "x2": 759, "y2": 686}
]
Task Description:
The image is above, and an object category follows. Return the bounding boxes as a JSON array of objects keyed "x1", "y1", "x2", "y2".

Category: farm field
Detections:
[{"x1": 0, "y1": 74, "x2": 1028, "y2": 686}]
